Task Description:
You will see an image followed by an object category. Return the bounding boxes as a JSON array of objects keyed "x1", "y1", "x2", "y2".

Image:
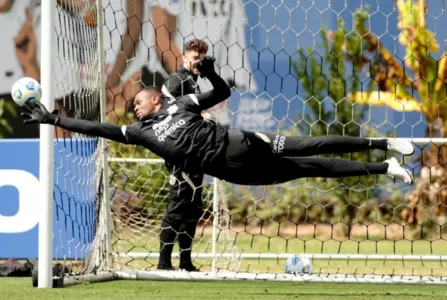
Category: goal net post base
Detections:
[
  {"x1": 56, "y1": 269, "x2": 447, "y2": 286},
  {"x1": 63, "y1": 271, "x2": 116, "y2": 287}
]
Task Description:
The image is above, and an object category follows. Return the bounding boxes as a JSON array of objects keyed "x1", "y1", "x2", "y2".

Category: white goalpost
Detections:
[
  {"x1": 39, "y1": 0, "x2": 447, "y2": 287},
  {"x1": 39, "y1": 0, "x2": 55, "y2": 288},
  {"x1": 38, "y1": 0, "x2": 111, "y2": 287}
]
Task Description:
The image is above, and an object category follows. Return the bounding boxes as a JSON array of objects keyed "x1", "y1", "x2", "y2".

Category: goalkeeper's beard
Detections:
[{"x1": 137, "y1": 112, "x2": 152, "y2": 122}]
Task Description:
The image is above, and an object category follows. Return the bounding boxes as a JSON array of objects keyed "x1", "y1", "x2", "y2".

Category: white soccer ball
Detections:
[
  {"x1": 10, "y1": 77, "x2": 42, "y2": 106},
  {"x1": 285, "y1": 254, "x2": 313, "y2": 275}
]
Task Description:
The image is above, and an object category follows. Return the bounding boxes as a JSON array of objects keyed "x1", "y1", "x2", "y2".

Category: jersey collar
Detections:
[
  {"x1": 152, "y1": 102, "x2": 171, "y2": 119},
  {"x1": 178, "y1": 66, "x2": 199, "y2": 81}
]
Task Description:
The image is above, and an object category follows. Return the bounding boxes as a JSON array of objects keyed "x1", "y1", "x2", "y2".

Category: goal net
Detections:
[
  {"x1": 50, "y1": 0, "x2": 447, "y2": 285},
  {"x1": 46, "y1": 0, "x2": 104, "y2": 277}
]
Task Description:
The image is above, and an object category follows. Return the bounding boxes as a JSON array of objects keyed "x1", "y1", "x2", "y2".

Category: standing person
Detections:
[
  {"x1": 101, "y1": 0, "x2": 251, "y2": 270},
  {"x1": 157, "y1": 39, "x2": 211, "y2": 271},
  {"x1": 177, "y1": 0, "x2": 254, "y2": 126}
]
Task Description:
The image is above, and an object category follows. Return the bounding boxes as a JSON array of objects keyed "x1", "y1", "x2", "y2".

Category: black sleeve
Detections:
[
  {"x1": 57, "y1": 116, "x2": 129, "y2": 144},
  {"x1": 120, "y1": 122, "x2": 142, "y2": 144},
  {"x1": 162, "y1": 75, "x2": 183, "y2": 99},
  {"x1": 195, "y1": 72, "x2": 231, "y2": 110}
]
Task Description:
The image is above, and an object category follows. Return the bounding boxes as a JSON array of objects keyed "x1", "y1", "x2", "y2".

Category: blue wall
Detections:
[{"x1": 0, "y1": 139, "x2": 98, "y2": 259}]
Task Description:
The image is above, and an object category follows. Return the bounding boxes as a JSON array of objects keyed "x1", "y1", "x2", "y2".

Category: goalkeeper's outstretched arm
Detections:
[
  {"x1": 20, "y1": 101, "x2": 129, "y2": 144},
  {"x1": 57, "y1": 116, "x2": 128, "y2": 143}
]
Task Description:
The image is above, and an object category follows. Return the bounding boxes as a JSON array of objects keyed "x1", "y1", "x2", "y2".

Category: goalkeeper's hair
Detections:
[
  {"x1": 135, "y1": 86, "x2": 165, "y2": 101},
  {"x1": 185, "y1": 39, "x2": 209, "y2": 55}
]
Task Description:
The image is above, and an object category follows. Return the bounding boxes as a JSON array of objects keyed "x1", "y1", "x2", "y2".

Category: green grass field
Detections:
[
  {"x1": 3, "y1": 277, "x2": 447, "y2": 300},
  {"x1": 112, "y1": 229, "x2": 447, "y2": 276}
]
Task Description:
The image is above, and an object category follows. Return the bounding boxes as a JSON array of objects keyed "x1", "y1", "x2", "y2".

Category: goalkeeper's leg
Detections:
[
  {"x1": 205, "y1": 130, "x2": 414, "y2": 185},
  {"x1": 217, "y1": 155, "x2": 413, "y2": 186},
  {"x1": 231, "y1": 130, "x2": 415, "y2": 157}
]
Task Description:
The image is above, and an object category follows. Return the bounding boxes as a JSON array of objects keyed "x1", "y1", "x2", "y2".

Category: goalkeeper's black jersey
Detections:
[{"x1": 122, "y1": 94, "x2": 229, "y2": 172}]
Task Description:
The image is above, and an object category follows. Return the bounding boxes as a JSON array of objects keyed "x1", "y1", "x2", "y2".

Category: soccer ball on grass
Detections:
[
  {"x1": 285, "y1": 254, "x2": 313, "y2": 275},
  {"x1": 10, "y1": 77, "x2": 42, "y2": 106}
]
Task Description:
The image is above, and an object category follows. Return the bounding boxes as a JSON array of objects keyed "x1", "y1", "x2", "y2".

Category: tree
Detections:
[
  {"x1": 346, "y1": 0, "x2": 447, "y2": 235},
  {"x1": 0, "y1": 98, "x2": 16, "y2": 138},
  {"x1": 291, "y1": 8, "x2": 389, "y2": 236},
  {"x1": 224, "y1": 9, "x2": 393, "y2": 239}
]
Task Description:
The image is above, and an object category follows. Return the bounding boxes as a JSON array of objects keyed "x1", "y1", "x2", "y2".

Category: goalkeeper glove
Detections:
[
  {"x1": 21, "y1": 101, "x2": 59, "y2": 125},
  {"x1": 197, "y1": 55, "x2": 216, "y2": 78}
]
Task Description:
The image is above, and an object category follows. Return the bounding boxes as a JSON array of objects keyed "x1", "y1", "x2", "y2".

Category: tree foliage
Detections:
[
  {"x1": 345, "y1": 0, "x2": 447, "y2": 234},
  {"x1": 225, "y1": 8, "x2": 394, "y2": 236},
  {"x1": 0, "y1": 98, "x2": 17, "y2": 138}
]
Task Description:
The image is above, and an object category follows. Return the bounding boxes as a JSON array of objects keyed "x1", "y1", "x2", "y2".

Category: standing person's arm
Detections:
[
  {"x1": 191, "y1": 57, "x2": 231, "y2": 110},
  {"x1": 162, "y1": 73, "x2": 183, "y2": 99}
]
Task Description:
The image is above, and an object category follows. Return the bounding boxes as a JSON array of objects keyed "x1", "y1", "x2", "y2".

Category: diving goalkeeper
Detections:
[{"x1": 20, "y1": 56, "x2": 415, "y2": 185}]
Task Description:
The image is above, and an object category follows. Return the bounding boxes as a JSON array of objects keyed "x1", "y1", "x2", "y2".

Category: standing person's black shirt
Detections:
[{"x1": 162, "y1": 66, "x2": 201, "y2": 99}]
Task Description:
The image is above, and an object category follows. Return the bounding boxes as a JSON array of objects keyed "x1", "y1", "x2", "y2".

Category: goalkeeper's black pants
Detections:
[{"x1": 208, "y1": 130, "x2": 390, "y2": 185}]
